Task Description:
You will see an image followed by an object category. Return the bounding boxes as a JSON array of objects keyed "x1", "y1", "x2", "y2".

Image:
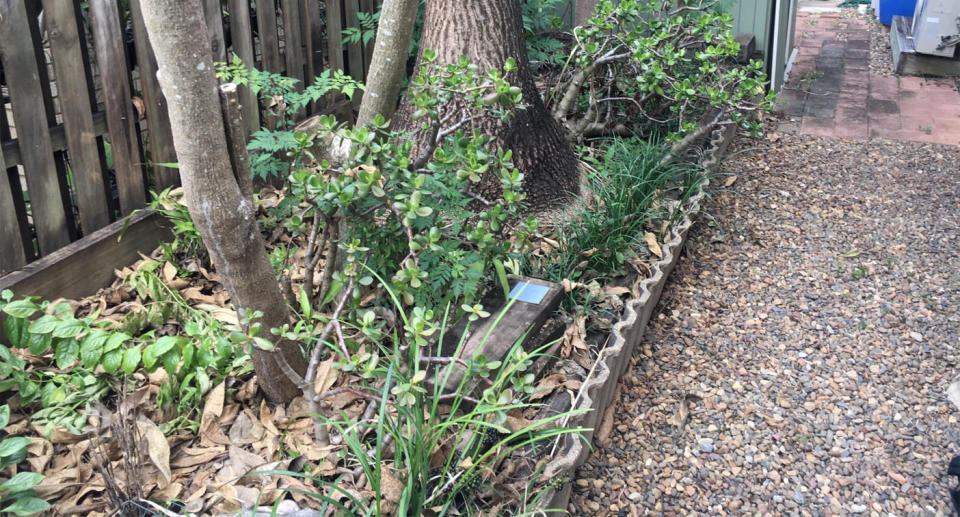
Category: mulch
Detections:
[{"x1": 572, "y1": 128, "x2": 960, "y2": 515}]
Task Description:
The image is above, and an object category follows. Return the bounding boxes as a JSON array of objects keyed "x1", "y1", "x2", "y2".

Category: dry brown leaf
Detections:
[
  {"x1": 194, "y1": 303, "x2": 239, "y2": 327},
  {"x1": 161, "y1": 262, "x2": 178, "y2": 283},
  {"x1": 601, "y1": 286, "x2": 630, "y2": 296},
  {"x1": 199, "y1": 383, "x2": 230, "y2": 446},
  {"x1": 381, "y1": 468, "x2": 405, "y2": 509},
  {"x1": 530, "y1": 373, "x2": 566, "y2": 401},
  {"x1": 30, "y1": 425, "x2": 86, "y2": 444},
  {"x1": 560, "y1": 316, "x2": 588, "y2": 358},
  {"x1": 150, "y1": 481, "x2": 183, "y2": 502},
  {"x1": 26, "y1": 437, "x2": 53, "y2": 473},
  {"x1": 505, "y1": 409, "x2": 534, "y2": 433},
  {"x1": 181, "y1": 286, "x2": 217, "y2": 305},
  {"x1": 136, "y1": 416, "x2": 172, "y2": 484},
  {"x1": 723, "y1": 175, "x2": 738, "y2": 187},
  {"x1": 170, "y1": 446, "x2": 226, "y2": 468},
  {"x1": 595, "y1": 398, "x2": 618, "y2": 444},
  {"x1": 313, "y1": 356, "x2": 338, "y2": 395},
  {"x1": 644, "y1": 232, "x2": 663, "y2": 259},
  {"x1": 258, "y1": 401, "x2": 281, "y2": 436},
  {"x1": 227, "y1": 410, "x2": 264, "y2": 445}
]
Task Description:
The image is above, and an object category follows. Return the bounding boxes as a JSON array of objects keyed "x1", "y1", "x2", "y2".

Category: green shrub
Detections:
[{"x1": 0, "y1": 405, "x2": 49, "y2": 515}]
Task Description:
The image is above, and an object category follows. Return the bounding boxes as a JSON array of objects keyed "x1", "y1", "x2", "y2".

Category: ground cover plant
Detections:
[{"x1": 0, "y1": 0, "x2": 769, "y2": 514}]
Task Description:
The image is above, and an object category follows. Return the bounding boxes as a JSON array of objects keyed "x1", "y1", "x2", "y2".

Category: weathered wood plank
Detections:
[
  {"x1": 1, "y1": 112, "x2": 108, "y2": 170},
  {"x1": 326, "y1": 0, "x2": 345, "y2": 73},
  {"x1": 129, "y1": 0, "x2": 178, "y2": 190},
  {"x1": 302, "y1": 0, "x2": 324, "y2": 89},
  {"x1": 280, "y1": 0, "x2": 305, "y2": 118},
  {"x1": 430, "y1": 278, "x2": 564, "y2": 396},
  {"x1": 202, "y1": 0, "x2": 227, "y2": 62},
  {"x1": 359, "y1": 0, "x2": 376, "y2": 75},
  {"x1": 0, "y1": 210, "x2": 172, "y2": 305},
  {"x1": 89, "y1": 0, "x2": 146, "y2": 215},
  {"x1": 227, "y1": 0, "x2": 261, "y2": 135},
  {"x1": 343, "y1": 0, "x2": 364, "y2": 85},
  {"x1": 43, "y1": 0, "x2": 112, "y2": 234},
  {"x1": 255, "y1": 0, "x2": 282, "y2": 73},
  {"x1": 0, "y1": 100, "x2": 34, "y2": 263},
  {"x1": 280, "y1": 0, "x2": 305, "y2": 83},
  {"x1": 0, "y1": 0, "x2": 72, "y2": 254},
  {"x1": 0, "y1": 152, "x2": 26, "y2": 275}
]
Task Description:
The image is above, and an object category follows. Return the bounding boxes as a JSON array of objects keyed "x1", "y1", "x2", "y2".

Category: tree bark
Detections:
[
  {"x1": 399, "y1": 0, "x2": 579, "y2": 208},
  {"x1": 355, "y1": 0, "x2": 418, "y2": 127},
  {"x1": 138, "y1": 0, "x2": 305, "y2": 403}
]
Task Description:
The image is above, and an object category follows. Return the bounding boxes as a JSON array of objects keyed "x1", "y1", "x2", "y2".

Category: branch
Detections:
[
  {"x1": 658, "y1": 109, "x2": 724, "y2": 167},
  {"x1": 355, "y1": 0, "x2": 419, "y2": 127}
]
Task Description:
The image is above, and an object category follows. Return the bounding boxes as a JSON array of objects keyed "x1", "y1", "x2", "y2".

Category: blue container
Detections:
[{"x1": 879, "y1": 0, "x2": 915, "y2": 25}]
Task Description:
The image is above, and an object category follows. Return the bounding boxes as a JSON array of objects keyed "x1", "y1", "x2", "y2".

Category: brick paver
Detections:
[{"x1": 774, "y1": 11, "x2": 960, "y2": 146}]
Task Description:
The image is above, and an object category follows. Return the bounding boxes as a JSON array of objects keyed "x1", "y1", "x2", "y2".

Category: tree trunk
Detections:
[
  {"x1": 138, "y1": 0, "x2": 305, "y2": 403},
  {"x1": 400, "y1": 0, "x2": 579, "y2": 208},
  {"x1": 355, "y1": 0, "x2": 418, "y2": 127}
]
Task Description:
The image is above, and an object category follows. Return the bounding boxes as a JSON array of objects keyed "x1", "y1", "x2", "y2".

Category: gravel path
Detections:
[{"x1": 573, "y1": 131, "x2": 960, "y2": 515}]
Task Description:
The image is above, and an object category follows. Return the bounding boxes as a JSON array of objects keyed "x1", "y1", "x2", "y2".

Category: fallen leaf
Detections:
[
  {"x1": 162, "y1": 262, "x2": 178, "y2": 283},
  {"x1": 530, "y1": 373, "x2": 566, "y2": 401},
  {"x1": 887, "y1": 468, "x2": 907, "y2": 485},
  {"x1": 313, "y1": 357, "x2": 338, "y2": 395},
  {"x1": 667, "y1": 396, "x2": 696, "y2": 429},
  {"x1": 839, "y1": 248, "x2": 861, "y2": 259},
  {"x1": 723, "y1": 175, "x2": 738, "y2": 187},
  {"x1": 601, "y1": 286, "x2": 630, "y2": 296},
  {"x1": 644, "y1": 232, "x2": 663, "y2": 259},
  {"x1": 200, "y1": 382, "x2": 230, "y2": 445},
  {"x1": 136, "y1": 416, "x2": 172, "y2": 485},
  {"x1": 595, "y1": 398, "x2": 619, "y2": 444}
]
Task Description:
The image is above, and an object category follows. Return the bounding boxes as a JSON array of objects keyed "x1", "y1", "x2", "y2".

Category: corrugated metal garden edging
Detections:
[{"x1": 537, "y1": 121, "x2": 738, "y2": 513}]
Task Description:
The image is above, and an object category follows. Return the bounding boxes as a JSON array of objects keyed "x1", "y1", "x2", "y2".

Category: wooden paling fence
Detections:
[{"x1": 0, "y1": 0, "x2": 378, "y2": 279}]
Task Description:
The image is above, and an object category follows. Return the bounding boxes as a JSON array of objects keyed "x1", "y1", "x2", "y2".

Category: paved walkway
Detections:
[{"x1": 775, "y1": 11, "x2": 960, "y2": 145}]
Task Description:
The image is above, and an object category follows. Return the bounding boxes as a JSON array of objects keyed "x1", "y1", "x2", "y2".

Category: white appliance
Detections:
[{"x1": 911, "y1": 0, "x2": 960, "y2": 57}]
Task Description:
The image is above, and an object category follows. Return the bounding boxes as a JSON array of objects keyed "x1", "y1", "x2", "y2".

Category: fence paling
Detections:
[
  {"x1": 90, "y1": 0, "x2": 146, "y2": 216},
  {"x1": 228, "y1": 0, "x2": 261, "y2": 137},
  {"x1": 130, "y1": 0, "x2": 178, "y2": 190},
  {"x1": 203, "y1": 0, "x2": 228, "y2": 62},
  {"x1": 43, "y1": 0, "x2": 112, "y2": 234},
  {"x1": 0, "y1": 0, "x2": 72, "y2": 255},
  {"x1": 1, "y1": 0, "x2": 376, "y2": 276},
  {"x1": 304, "y1": 0, "x2": 325, "y2": 92},
  {"x1": 0, "y1": 148, "x2": 25, "y2": 275},
  {"x1": 256, "y1": 0, "x2": 283, "y2": 74}
]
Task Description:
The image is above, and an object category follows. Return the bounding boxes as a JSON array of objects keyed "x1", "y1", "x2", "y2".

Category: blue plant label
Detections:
[{"x1": 508, "y1": 282, "x2": 550, "y2": 304}]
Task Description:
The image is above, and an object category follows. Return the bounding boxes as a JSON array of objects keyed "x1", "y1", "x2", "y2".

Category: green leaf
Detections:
[
  {"x1": 52, "y1": 318, "x2": 85, "y2": 338},
  {"x1": 142, "y1": 344, "x2": 161, "y2": 372},
  {"x1": 26, "y1": 332, "x2": 51, "y2": 355},
  {"x1": 299, "y1": 287, "x2": 312, "y2": 320},
  {"x1": 27, "y1": 315, "x2": 58, "y2": 335},
  {"x1": 121, "y1": 346, "x2": 142, "y2": 375},
  {"x1": 79, "y1": 330, "x2": 108, "y2": 368},
  {"x1": 162, "y1": 349, "x2": 181, "y2": 376},
  {"x1": 2, "y1": 300, "x2": 39, "y2": 319},
  {"x1": 2, "y1": 496, "x2": 51, "y2": 516},
  {"x1": 0, "y1": 436, "x2": 29, "y2": 458},
  {"x1": 101, "y1": 349, "x2": 122, "y2": 374},
  {"x1": 53, "y1": 339, "x2": 79, "y2": 369},
  {"x1": 150, "y1": 336, "x2": 180, "y2": 357},
  {"x1": 3, "y1": 317, "x2": 26, "y2": 348},
  {"x1": 102, "y1": 332, "x2": 131, "y2": 353},
  {"x1": 0, "y1": 405, "x2": 9, "y2": 429}
]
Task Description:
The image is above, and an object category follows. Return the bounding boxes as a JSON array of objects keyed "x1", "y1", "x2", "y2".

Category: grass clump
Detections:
[{"x1": 529, "y1": 136, "x2": 705, "y2": 288}]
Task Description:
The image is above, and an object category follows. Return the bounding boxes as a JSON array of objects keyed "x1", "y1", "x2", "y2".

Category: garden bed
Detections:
[{"x1": 537, "y1": 123, "x2": 737, "y2": 512}]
